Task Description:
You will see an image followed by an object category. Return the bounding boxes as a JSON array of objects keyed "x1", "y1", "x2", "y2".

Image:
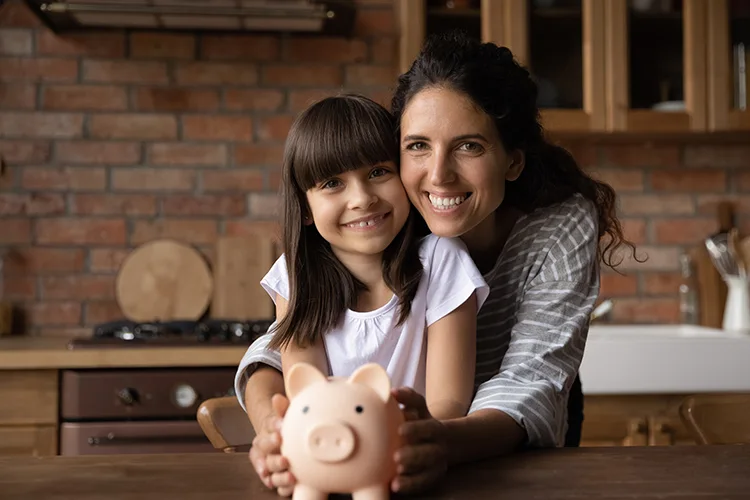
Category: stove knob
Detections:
[
  {"x1": 117, "y1": 388, "x2": 138, "y2": 406},
  {"x1": 173, "y1": 384, "x2": 198, "y2": 408}
]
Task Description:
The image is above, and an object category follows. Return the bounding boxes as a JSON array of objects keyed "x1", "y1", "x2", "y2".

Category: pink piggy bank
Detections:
[{"x1": 281, "y1": 362, "x2": 404, "y2": 500}]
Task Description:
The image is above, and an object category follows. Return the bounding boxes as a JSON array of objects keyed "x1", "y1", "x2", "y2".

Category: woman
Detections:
[{"x1": 237, "y1": 31, "x2": 636, "y2": 495}]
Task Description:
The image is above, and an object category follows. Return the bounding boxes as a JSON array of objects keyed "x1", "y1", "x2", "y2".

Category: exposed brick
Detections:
[
  {"x1": 371, "y1": 38, "x2": 396, "y2": 64},
  {"x1": 224, "y1": 89, "x2": 285, "y2": 111},
  {"x1": 599, "y1": 144, "x2": 680, "y2": 168},
  {"x1": 354, "y1": 7, "x2": 396, "y2": 36},
  {"x1": 3, "y1": 275, "x2": 35, "y2": 300},
  {"x1": 175, "y1": 62, "x2": 258, "y2": 85},
  {"x1": 288, "y1": 89, "x2": 338, "y2": 112},
  {"x1": 130, "y1": 218, "x2": 218, "y2": 245},
  {"x1": 182, "y1": 116, "x2": 252, "y2": 141},
  {"x1": 43, "y1": 85, "x2": 128, "y2": 111},
  {"x1": 362, "y1": 89, "x2": 393, "y2": 109},
  {"x1": 610, "y1": 298, "x2": 680, "y2": 323},
  {"x1": 269, "y1": 170, "x2": 281, "y2": 190},
  {"x1": 287, "y1": 37, "x2": 367, "y2": 63},
  {"x1": 0, "y1": 2, "x2": 43, "y2": 27},
  {"x1": 257, "y1": 115, "x2": 294, "y2": 142},
  {"x1": 89, "y1": 114, "x2": 177, "y2": 140},
  {"x1": 684, "y1": 145, "x2": 750, "y2": 168},
  {"x1": 0, "y1": 29, "x2": 32, "y2": 55},
  {"x1": 0, "y1": 192, "x2": 65, "y2": 215},
  {"x1": 0, "y1": 140, "x2": 50, "y2": 163},
  {"x1": 89, "y1": 248, "x2": 130, "y2": 273},
  {"x1": 642, "y1": 272, "x2": 683, "y2": 296},
  {"x1": 36, "y1": 218, "x2": 127, "y2": 245},
  {"x1": 70, "y1": 194, "x2": 157, "y2": 216},
  {"x1": 130, "y1": 32, "x2": 195, "y2": 59},
  {"x1": 651, "y1": 169, "x2": 727, "y2": 192},
  {"x1": 590, "y1": 168, "x2": 644, "y2": 192},
  {"x1": 148, "y1": 143, "x2": 227, "y2": 167},
  {"x1": 85, "y1": 301, "x2": 122, "y2": 325},
  {"x1": 620, "y1": 218, "x2": 647, "y2": 245},
  {"x1": 201, "y1": 169, "x2": 265, "y2": 192},
  {"x1": 653, "y1": 218, "x2": 717, "y2": 244},
  {"x1": 56, "y1": 141, "x2": 141, "y2": 165},
  {"x1": 346, "y1": 64, "x2": 396, "y2": 86},
  {"x1": 21, "y1": 166, "x2": 106, "y2": 190},
  {"x1": 234, "y1": 144, "x2": 284, "y2": 166},
  {"x1": 83, "y1": 60, "x2": 168, "y2": 84},
  {"x1": 0, "y1": 57, "x2": 78, "y2": 82},
  {"x1": 739, "y1": 172, "x2": 750, "y2": 192},
  {"x1": 695, "y1": 194, "x2": 750, "y2": 216},
  {"x1": 111, "y1": 168, "x2": 195, "y2": 191},
  {"x1": 2, "y1": 247, "x2": 85, "y2": 273},
  {"x1": 248, "y1": 192, "x2": 279, "y2": 219},
  {"x1": 0, "y1": 82, "x2": 35, "y2": 109},
  {"x1": 618, "y1": 194, "x2": 694, "y2": 215},
  {"x1": 162, "y1": 194, "x2": 247, "y2": 216},
  {"x1": 23, "y1": 302, "x2": 82, "y2": 326},
  {"x1": 224, "y1": 220, "x2": 281, "y2": 240},
  {"x1": 599, "y1": 273, "x2": 638, "y2": 297},
  {"x1": 201, "y1": 35, "x2": 280, "y2": 61},
  {"x1": 134, "y1": 87, "x2": 220, "y2": 112},
  {"x1": 0, "y1": 112, "x2": 83, "y2": 138},
  {"x1": 262, "y1": 65, "x2": 343, "y2": 86},
  {"x1": 0, "y1": 170, "x2": 14, "y2": 190},
  {"x1": 40, "y1": 275, "x2": 116, "y2": 300},
  {"x1": 0, "y1": 217, "x2": 31, "y2": 243},
  {"x1": 613, "y1": 245, "x2": 681, "y2": 272},
  {"x1": 36, "y1": 30, "x2": 125, "y2": 57}
]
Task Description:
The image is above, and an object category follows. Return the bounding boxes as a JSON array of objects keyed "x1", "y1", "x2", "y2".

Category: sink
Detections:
[{"x1": 579, "y1": 324, "x2": 750, "y2": 395}]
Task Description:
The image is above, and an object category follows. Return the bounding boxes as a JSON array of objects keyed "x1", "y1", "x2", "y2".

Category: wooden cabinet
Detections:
[
  {"x1": 397, "y1": 0, "x2": 750, "y2": 133},
  {"x1": 0, "y1": 371, "x2": 59, "y2": 457}
]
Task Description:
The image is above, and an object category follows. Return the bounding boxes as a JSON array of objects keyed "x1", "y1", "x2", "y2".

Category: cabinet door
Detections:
[
  {"x1": 604, "y1": 0, "x2": 708, "y2": 131},
  {"x1": 0, "y1": 425, "x2": 57, "y2": 456},
  {"x1": 706, "y1": 0, "x2": 750, "y2": 130},
  {"x1": 500, "y1": 0, "x2": 607, "y2": 132}
]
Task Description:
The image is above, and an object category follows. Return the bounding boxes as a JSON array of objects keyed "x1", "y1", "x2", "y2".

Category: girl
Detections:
[{"x1": 237, "y1": 94, "x2": 489, "y2": 423}]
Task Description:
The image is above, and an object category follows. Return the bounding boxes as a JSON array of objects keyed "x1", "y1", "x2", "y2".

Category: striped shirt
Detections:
[{"x1": 234, "y1": 193, "x2": 600, "y2": 448}]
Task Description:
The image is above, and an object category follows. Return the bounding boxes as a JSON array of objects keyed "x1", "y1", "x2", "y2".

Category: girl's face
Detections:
[
  {"x1": 305, "y1": 162, "x2": 411, "y2": 264},
  {"x1": 399, "y1": 87, "x2": 524, "y2": 247}
]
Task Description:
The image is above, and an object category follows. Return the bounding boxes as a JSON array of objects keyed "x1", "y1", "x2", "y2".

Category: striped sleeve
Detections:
[
  {"x1": 468, "y1": 201, "x2": 600, "y2": 447},
  {"x1": 233, "y1": 331, "x2": 282, "y2": 413}
]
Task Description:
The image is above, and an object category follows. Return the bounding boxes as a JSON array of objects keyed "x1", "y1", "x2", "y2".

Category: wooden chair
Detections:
[
  {"x1": 679, "y1": 393, "x2": 750, "y2": 445},
  {"x1": 197, "y1": 396, "x2": 256, "y2": 453}
]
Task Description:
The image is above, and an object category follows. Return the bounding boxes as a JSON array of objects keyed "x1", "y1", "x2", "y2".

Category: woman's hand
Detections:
[
  {"x1": 391, "y1": 387, "x2": 450, "y2": 494},
  {"x1": 248, "y1": 394, "x2": 297, "y2": 497}
]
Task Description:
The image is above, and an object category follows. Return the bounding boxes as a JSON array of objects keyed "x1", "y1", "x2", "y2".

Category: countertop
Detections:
[{"x1": 0, "y1": 336, "x2": 248, "y2": 370}]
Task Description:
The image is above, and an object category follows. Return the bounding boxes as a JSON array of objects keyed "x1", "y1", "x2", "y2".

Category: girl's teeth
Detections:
[
  {"x1": 429, "y1": 194, "x2": 466, "y2": 208},
  {"x1": 348, "y1": 215, "x2": 382, "y2": 228}
]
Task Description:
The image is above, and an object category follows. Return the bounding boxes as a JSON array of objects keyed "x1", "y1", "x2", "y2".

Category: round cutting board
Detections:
[{"x1": 115, "y1": 239, "x2": 213, "y2": 322}]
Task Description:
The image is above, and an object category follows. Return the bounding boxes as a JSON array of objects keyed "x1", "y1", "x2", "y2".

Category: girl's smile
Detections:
[{"x1": 342, "y1": 211, "x2": 391, "y2": 230}]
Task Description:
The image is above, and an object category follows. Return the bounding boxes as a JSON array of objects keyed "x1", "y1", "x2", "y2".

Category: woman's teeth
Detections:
[{"x1": 429, "y1": 194, "x2": 467, "y2": 209}]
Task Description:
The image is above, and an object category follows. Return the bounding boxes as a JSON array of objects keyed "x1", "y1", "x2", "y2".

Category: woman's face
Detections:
[{"x1": 399, "y1": 87, "x2": 524, "y2": 245}]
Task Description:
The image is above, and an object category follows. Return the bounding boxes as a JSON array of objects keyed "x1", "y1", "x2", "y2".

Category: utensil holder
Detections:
[{"x1": 723, "y1": 276, "x2": 750, "y2": 333}]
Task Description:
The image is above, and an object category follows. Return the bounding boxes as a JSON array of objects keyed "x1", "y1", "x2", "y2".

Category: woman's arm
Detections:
[{"x1": 424, "y1": 292, "x2": 477, "y2": 420}]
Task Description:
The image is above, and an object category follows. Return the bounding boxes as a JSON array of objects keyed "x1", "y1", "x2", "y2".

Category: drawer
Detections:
[
  {"x1": 0, "y1": 370, "x2": 58, "y2": 425},
  {"x1": 0, "y1": 425, "x2": 57, "y2": 456}
]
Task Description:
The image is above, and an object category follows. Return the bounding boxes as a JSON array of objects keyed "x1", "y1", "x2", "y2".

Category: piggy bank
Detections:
[{"x1": 281, "y1": 362, "x2": 404, "y2": 500}]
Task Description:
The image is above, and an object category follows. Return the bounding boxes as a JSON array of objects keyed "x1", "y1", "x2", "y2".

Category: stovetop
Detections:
[{"x1": 67, "y1": 319, "x2": 274, "y2": 349}]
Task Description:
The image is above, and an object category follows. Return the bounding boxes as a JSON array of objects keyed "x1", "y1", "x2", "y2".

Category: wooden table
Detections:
[{"x1": 1, "y1": 446, "x2": 748, "y2": 499}]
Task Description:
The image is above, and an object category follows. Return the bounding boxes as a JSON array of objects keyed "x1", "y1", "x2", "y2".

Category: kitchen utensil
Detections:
[
  {"x1": 706, "y1": 233, "x2": 740, "y2": 278},
  {"x1": 723, "y1": 276, "x2": 750, "y2": 333},
  {"x1": 694, "y1": 201, "x2": 734, "y2": 328},
  {"x1": 211, "y1": 235, "x2": 276, "y2": 321},
  {"x1": 115, "y1": 239, "x2": 213, "y2": 323}
]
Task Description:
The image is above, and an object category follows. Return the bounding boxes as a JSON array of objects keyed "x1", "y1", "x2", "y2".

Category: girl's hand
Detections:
[
  {"x1": 248, "y1": 394, "x2": 297, "y2": 497},
  {"x1": 391, "y1": 387, "x2": 449, "y2": 494}
]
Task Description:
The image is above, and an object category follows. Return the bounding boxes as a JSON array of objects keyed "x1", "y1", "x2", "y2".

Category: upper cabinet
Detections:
[{"x1": 397, "y1": 0, "x2": 750, "y2": 133}]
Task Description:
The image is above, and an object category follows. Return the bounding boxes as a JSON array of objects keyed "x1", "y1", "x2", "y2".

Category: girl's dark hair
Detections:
[
  {"x1": 268, "y1": 94, "x2": 424, "y2": 351},
  {"x1": 391, "y1": 31, "x2": 638, "y2": 269}
]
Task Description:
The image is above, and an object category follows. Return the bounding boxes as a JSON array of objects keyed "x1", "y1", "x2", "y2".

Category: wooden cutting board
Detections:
[
  {"x1": 115, "y1": 239, "x2": 213, "y2": 322},
  {"x1": 211, "y1": 236, "x2": 276, "y2": 320}
]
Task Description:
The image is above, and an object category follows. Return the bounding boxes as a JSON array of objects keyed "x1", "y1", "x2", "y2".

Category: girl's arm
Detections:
[
  {"x1": 424, "y1": 292, "x2": 478, "y2": 420},
  {"x1": 275, "y1": 294, "x2": 329, "y2": 377}
]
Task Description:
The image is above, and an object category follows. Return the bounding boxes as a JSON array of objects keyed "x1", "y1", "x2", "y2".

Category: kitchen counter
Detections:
[{"x1": 0, "y1": 337, "x2": 248, "y2": 370}]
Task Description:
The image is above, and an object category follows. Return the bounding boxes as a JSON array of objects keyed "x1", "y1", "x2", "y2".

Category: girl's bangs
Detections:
[{"x1": 292, "y1": 96, "x2": 398, "y2": 191}]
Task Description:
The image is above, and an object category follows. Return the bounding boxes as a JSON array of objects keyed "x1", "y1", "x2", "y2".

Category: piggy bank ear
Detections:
[
  {"x1": 285, "y1": 362, "x2": 327, "y2": 400},
  {"x1": 348, "y1": 363, "x2": 391, "y2": 403}
]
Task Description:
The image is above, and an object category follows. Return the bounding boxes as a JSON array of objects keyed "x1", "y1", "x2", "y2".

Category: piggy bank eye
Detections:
[
  {"x1": 302, "y1": 406, "x2": 309, "y2": 414},
  {"x1": 355, "y1": 405, "x2": 363, "y2": 413}
]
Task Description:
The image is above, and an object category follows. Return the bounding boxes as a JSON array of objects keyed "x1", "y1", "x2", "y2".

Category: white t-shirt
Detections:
[{"x1": 240, "y1": 234, "x2": 489, "y2": 400}]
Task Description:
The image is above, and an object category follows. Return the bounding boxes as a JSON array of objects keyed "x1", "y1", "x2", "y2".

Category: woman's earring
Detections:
[{"x1": 303, "y1": 216, "x2": 313, "y2": 226}]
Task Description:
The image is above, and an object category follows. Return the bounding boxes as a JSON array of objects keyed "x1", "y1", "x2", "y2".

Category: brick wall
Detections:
[{"x1": 1, "y1": 1, "x2": 749, "y2": 336}]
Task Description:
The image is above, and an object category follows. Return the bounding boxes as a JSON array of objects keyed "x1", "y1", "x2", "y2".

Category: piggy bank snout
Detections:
[{"x1": 305, "y1": 421, "x2": 356, "y2": 463}]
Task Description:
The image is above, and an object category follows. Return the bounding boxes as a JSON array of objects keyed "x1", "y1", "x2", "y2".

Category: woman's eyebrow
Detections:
[
  {"x1": 454, "y1": 133, "x2": 488, "y2": 142},
  {"x1": 402, "y1": 134, "x2": 429, "y2": 142}
]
